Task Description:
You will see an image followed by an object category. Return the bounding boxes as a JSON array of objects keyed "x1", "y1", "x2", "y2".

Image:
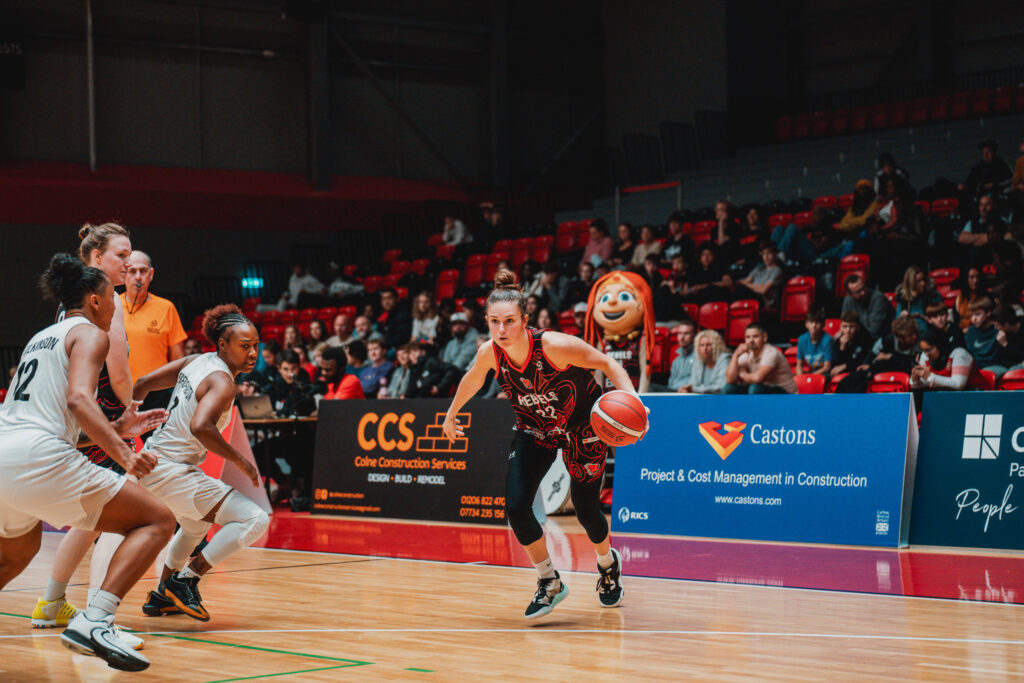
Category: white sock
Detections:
[
  {"x1": 84, "y1": 590, "x2": 120, "y2": 622},
  {"x1": 178, "y1": 566, "x2": 201, "y2": 580},
  {"x1": 43, "y1": 578, "x2": 68, "y2": 603},
  {"x1": 597, "y1": 549, "x2": 615, "y2": 569},
  {"x1": 533, "y1": 557, "x2": 556, "y2": 580},
  {"x1": 87, "y1": 587, "x2": 99, "y2": 607}
]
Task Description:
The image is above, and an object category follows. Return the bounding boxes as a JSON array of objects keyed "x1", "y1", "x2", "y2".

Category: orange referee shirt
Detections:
[{"x1": 120, "y1": 292, "x2": 189, "y2": 381}]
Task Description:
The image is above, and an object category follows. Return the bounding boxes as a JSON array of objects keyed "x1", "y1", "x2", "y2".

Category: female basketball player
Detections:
[
  {"x1": 34, "y1": 223, "x2": 138, "y2": 639},
  {"x1": 131, "y1": 304, "x2": 269, "y2": 622},
  {"x1": 442, "y1": 270, "x2": 644, "y2": 619},
  {"x1": 0, "y1": 254, "x2": 174, "y2": 671}
]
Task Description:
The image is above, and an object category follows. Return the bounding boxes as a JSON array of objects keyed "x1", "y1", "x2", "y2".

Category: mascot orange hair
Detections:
[{"x1": 584, "y1": 270, "x2": 656, "y2": 393}]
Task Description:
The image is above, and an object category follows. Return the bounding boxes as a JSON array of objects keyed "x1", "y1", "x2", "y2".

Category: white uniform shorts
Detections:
[
  {"x1": 139, "y1": 459, "x2": 233, "y2": 522},
  {"x1": 0, "y1": 431, "x2": 126, "y2": 539}
]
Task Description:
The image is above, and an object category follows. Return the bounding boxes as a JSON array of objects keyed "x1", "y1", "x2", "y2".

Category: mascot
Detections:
[{"x1": 584, "y1": 270, "x2": 656, "y2": 393}]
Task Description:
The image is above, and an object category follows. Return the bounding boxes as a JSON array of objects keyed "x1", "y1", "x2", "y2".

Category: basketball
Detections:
[{"x1": 589, "y1": 390, "x2": 648, "y2": 446}]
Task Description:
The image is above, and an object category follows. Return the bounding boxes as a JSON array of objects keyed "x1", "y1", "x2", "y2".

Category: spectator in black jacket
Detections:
[
  {"x1": 404, "y1": 342, "x2": 460, "y2": 398},
  {"x1": 376, "y1": 287, "x2": 412, "y2": 351},
  {"x1": 830, "y1": 310, "x2": 874, "y2": 380},
  {"x1": 959, "y1": 139, "x2": 1014, "y2": 201},
  {"x1": 265, "y1": 350, "x2": 316, "y2": 416}
]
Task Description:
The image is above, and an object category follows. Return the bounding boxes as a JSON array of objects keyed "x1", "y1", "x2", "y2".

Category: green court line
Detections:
[
  {"x1": 203, "y1": 664, "x2": 353, "y2": 682},
  {"x1": 0, "y1": 611, "x2": 31, "y2": 620},
  {"x1": 149, "y1": 633, "x2": 372, "y2": 666},
  {"x1": 405, "y1": 667, "x2": 434, "y2": 672}
]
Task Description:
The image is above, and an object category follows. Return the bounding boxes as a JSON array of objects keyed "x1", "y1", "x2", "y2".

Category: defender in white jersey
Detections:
[
  {"x1": 0, "y1": 254, "x2": 174, "y2": 672},
  {"x1": 132, "y1": 303, "x2": 269, "y2": 622}
]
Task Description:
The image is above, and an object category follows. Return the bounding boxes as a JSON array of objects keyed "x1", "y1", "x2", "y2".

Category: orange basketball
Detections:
[{"x1": 590, "y1": 390, "x2": 648, "y2": 447}]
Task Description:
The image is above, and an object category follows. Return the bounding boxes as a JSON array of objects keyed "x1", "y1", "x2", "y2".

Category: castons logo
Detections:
[{"x1": 699, "y1": 420, "x2": 747, "y2": 460}]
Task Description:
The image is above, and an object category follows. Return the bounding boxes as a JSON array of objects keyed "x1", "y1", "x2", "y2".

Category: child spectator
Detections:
[
  {"x1": 724, "y1": 323, "x2": 797, "y2": 394},
  {"x1": 954, "y1": 267, "x2": 989, "y2": 331},
  {"x1": 965, "y1": 297, "x2": 1003, "y2": 374},
  {"x1": 266, "y1": 350, "x2": 316, "y2": 416},
  {"x1": 358, "y1": 338, "x2": 394, "y2": 398},
  {"x1": 405, "y1": 342, "x2": 460, "y2": 398},
  {"x1": 686, "y1": 329, "x2": 732, "y2": 394},
  {"x1": 923, "y1": 302, "x2": 966, "y2": 350},
  {"x1": 796, "y1": 309, "x2": 834, "y2": 376},
  {"x1": 990, "y1": 305, "x2": 1024, "y2": 375},
  {"x1": 345, "y1": 339, "x2": 368, "y2": 376},
  {"x1": 380, "y1": 344, "x2": 413, "y2": 399},
  {"x1": 830, "y1": 310, "x2": 874, "y2": 379},
  {"x1": 735, "y1": 241, "x2": 785, "y2": 308},
  {"x1": 685, "y1": 243, "x2": 733, "y2": 304},
  {"x1": 611, "y1": 222, "x2": 636, "y2": 268},
  {"x1": 870, "y1": 316, "x2": 921, "y2": 374},
  {"x1": 662, "y1": 211, "x2": 695, "y2": 265}
]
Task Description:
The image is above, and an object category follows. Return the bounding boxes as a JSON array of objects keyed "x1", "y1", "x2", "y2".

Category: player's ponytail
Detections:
[
  {"x1": 203, "y1": 303, "x2": 253, "y2": 345},
  {"x1": 486, "y1": 268, "x2": 528, "y2": 317},
  {"x1": 40, "y1": 252, "x2": 109, "y2": 311}
]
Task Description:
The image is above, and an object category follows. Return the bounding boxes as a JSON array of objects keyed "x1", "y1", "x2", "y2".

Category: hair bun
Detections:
[
  {"x1": 493, "y1": 268, "x2": 521, "y2": 291},
  {"x1": 78, "y1": 224, "x2": 94, "y2": 241}
]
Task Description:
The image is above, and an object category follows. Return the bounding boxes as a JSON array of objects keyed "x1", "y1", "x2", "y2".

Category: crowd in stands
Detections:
[{"x1": 190, "y1": 133, "x2": 1024, "y2": 415}]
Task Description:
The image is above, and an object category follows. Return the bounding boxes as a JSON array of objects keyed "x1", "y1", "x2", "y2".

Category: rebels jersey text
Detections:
[{"x1": 601, "y1": 336, "x2": 641, "y2": 390}]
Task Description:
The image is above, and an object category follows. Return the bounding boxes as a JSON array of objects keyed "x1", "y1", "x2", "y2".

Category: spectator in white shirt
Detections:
[{"x1": 279, "y1": 263, "x2": 325, "y2": 309}]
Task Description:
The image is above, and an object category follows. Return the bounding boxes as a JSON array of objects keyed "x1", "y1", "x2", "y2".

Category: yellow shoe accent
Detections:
[{"x1": 31, "y1": 596, "x2": 78, "y2": 628}]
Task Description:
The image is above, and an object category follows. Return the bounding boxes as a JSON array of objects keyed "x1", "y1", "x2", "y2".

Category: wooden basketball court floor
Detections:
[{"x1": 3, "y1": 511, "x2": 1024, "y2": 681}]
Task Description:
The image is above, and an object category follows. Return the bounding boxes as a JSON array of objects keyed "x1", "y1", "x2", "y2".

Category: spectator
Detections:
[
  {"x1": 992, "y1": 305, "x2": 1024, "y2": 373},
  {"x1": 461, "y1": 298, "x2": 486, "y2": 333},
  {"x1": 183, "y1": 338, "x2": 202, "y2": 355},
  {"x1": 685, "y1": 243, "x2": 733, "y2": 304},
  {"x1": 796, "y1": 309, "x2": 834, "y2": 376},
  {"x1": 662, "y1": 211, "x2": 695, "y2": 265},
  {"x1": 537, "y1": 263, "x2": 570, "y2": 311},
  {"x1": 345, "y1": 339, "x2": 368, "y2": 376},
  {"x1": 611, "y1": 222, "x2": 637, "y2": 268},
  {"x1": 281, "y1": 324, "x2": 303, "y2": 351},
  {"x1": 666, "y1": 320, "x2": 697, "y2": 392},
  {"x1": 266, "y1": 349, "x2": 316, "y2": 416},
  {"x1": 295, "y1": 345, "x2": 316, "y2": 383},
  {"x1": 307, "y1": 319, "x2": 328, "y2": 346},
  {"x1": 870, "y1": 316, "x2": 921, "y2": 374},
  {"x1": 405, "y1": 342, "x2": 460, "y2": 398},
  {"x1": 353, "y1": 315, "x2": 373, "y2": 341},
  {"x1": 866, "y1": 180, "x2": 924, "y2": 287},
  {"x1": 989, "y1": 241, "x2": 1024, "y2": 312},
  {"x1": 837, "y1": 179, "x2": 879, "y2": 234},
  {"x1": 571, "y1": 302, "x2": 588, "y2": 337},
  {"x1": 830, "y1": 310, "x2": 874, "y2": 379},
  {"x1": 724, "y1": 323, "x2": 797, "y2": 394},
  {"x1": 895, "y1": 265, "x2": 943, "y2": 332},
  {"x1": 957, "y1": 194, "x2": 1009, "y2": 268},
  {"x1": 279, "y1": 262, "x2": 325, "y2": 310},
  {"x1": 120, "y1": 250, "x2": 187, "y2": 420},
  {"x1": 874, "y1": 152, "x2": 912, "y2": 198},
  {"x1": 567, "y1": 261, "x2": 596, "y2": 306},
  {"x1": 358, "y1": 338, "x2": 394, "y2": 398},
  {"x1": 655, "y1": 253, "x2": 689, "y2": 320},
  {"x1": 640, "y1": 254, "x2": 664, "y2": 294},
  {"x1": 326, "y1": 262, "x2": 365, "y2": 300},
  {"x1": 773, "y1": 206, "x2": 854, "y2": 264},
  {"x1": 954, "y1": 267, "x2": 988, "y2": 331},
  {"x1": 442, "y1": 213, "x2": 472, "y2": 246},
  {"x1": 841, "y1": 274, "x2": 895, "y2": 340},
  {"x1": 327, "y1": 313, "x2": 354, "y2": 348},
  {"x1": 580, "y1": 220, "x2": 614, "y2": 267},
  {"x1": 630, "y1": 224, "x2": 663, "y2": 268},
  {"x1": 521, "y1": 261, "x2": 542, "y2": 298},
  {"x1": 959, "y1": 139, "x2": 1013, "y2": 201},
  {"x1": 923, "y1": 302, "x2": 966, "y2": 350},
  {"x1": 910, "y1": 326, "x2": 975, "y2": 392},
  {"x1": 525, "y1": 295, "x2": 541, "y2": 321},
  {"x1": 376, "y1": 287, "x2": 412, "y2": 351},
  {"x1": 594, "y1": 261, "x2": 611, "y2": 280},
  {"x1": 249, "y1": 339, "x2": 281, "y2": 390},
  {"x1": 411, "y1": 291, "x2": 440, "y2": 345},
  {"x1": 686, "y1": 329, "x2": 732, "y2": 394},
  {"x1": 713, "y1": 199, "x2": 743, "y2": 264},
  {"x1": 380, "y1": 344, "x2": 413, "y2": 399},
  {"x1": 441, "y1": 312, "x2": 479, "y2": 371},
  {"x1": 735, "y1": 241, "x2": 785, "y2": 308},
  {"x1": 734, "y1": 205, "x2": 770, "y2": 265},
  {"x1": 535, "y1": 307, "x2": 561, "y2": 332},
  {"x1": 966, "y1": 298, "x2": 1017, "y2": 378},
  {"x1": 316, "y1": 346, "x2": 364, "y2": 400}
]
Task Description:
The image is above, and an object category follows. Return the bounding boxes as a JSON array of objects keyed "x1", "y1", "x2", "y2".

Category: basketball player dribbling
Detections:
[
  {"x1": 0, "y1": 253, "x2": 174, "y2": 672},
  {"x1": 131, "y1": 304, "x2": 269, "y2": 621},
  {"x1": 442, "y1": 269, "x2": 646, "y2": 619}
]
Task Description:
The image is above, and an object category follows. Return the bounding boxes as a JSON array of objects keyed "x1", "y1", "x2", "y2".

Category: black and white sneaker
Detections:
[
  {"x1": 525, "y1": 571, "x2": 569, "y2": 620},
  {"x1": 596, "y1": 548, "x2": 624, "y2": 607},
  {"x1": 60, "y1": 612, "x2": 150, "y2": 672},
  {"x1": 163, "y1": 572, "x2": 210, "y2": 622},
  {"x1": 142, "y1": 588, "x2": 183, "y2": 617}
]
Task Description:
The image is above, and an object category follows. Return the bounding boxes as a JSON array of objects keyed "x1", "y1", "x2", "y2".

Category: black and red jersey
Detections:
[
  {"x1": 601, "y1": 336, "x2": 641, "y2": 390},
  {"x1": 493, "y1": 327, "x2": 603, "y2": 441}
]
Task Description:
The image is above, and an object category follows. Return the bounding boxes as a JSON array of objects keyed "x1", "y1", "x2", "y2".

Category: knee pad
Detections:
[
  {"x1": 213, "y1": 491, "x2": 269, "y2": 547},
  {"x1": 165, "y1": 518, "x2": 212, "y2": 570}
]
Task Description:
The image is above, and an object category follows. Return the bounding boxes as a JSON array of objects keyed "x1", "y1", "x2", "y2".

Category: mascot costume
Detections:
[{"x1": 584, "y1": 270, "x2": 656, "y2": 393}]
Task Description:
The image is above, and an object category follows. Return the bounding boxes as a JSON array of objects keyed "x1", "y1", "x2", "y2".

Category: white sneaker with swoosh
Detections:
[{"x1": 60, "y1": 612, "x2": 150, "y2": 672}]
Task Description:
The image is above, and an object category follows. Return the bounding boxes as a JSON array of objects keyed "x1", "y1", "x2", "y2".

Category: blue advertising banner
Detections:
[
  {"x1": 911, "y1": 392, "x2": 1024, "y2": 550},
  {"x1": 611, "y1": 394, "x2": 917, "y2": 547}
]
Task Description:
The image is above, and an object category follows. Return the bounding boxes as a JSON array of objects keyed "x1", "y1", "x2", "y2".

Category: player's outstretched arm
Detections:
[
  {"x1": 132, "y1": 354, "x2": 199, "y2": 402},
  {"x1": 543, "y1": 332, "x2": 638, "y2": 396},
  {"x1": 191, "y1": 373, "x2": 260, "y2": 488},
  {"x1": 442, "y1": 341, "x2": 495, "y2": 441}
]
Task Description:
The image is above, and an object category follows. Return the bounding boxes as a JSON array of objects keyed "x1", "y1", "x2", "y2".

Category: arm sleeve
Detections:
[{"x1": 927, "y1": 349, "x2": 971, "y2": 391}]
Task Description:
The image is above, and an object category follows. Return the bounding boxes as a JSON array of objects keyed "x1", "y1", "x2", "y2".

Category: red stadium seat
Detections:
[
  {"x1": 730, "y1": 298, "x2": 760, "y2": 314},
  {"x1": 319, "y1": 306, "x2": 338, "y2": 320},
  {"x1": 261, "y1": 310, "x2": 281, "y2": 325},
  {"x1": 970, "y1": 89, "x2": 993, "y2": 117},
  {"x1": 396, "y1": 286, "x2": 409, "y2": 300},
  {"x1": 297, "y1": 321, "x2": 311, "y2": 339},
  {"x1": 792, "y1": 113, "x2": 810, "y2": 138},
  {"x1": 410, "y1": 258, "x2": 431, "y2": 276},
  {"x1": 795, "y1": 374, "x2": 826, "y2": 394},
  {"x1": 849, "y1": 106, "x2": 869, "y2": 132},
  {"x1": 279, "y1": 309, "x2": 298, "y2": 323},
  {"x1": 967, "y1": 369, "x2": 997, "y2": 391},
  {"x1": 929, "y1": 95, "x2": 951, "y2": 122},
  {"x1": 486, "y1": 252, "x2": 510, "y2": 280},
  {"x1": 888, "y1": 101, "x2": 909, "y2": 127},
  {"x1": 362, "y1": 275, "x2": 382, "y2": 294},
  {"x1": 828, "y1": 109, "x2": 849, "y2": 135},
  {"x1": 555, "y1": 222, "x2": 577, "y2": 253},
  {"x1": 725, "y1": 306, "x2": 758, "y2": 346},
  {"x1": 931, "y1": 198, "x2": 959, "y2": 218},
  {"x1": 532, "y1": 235, "x2": 554, "y2": 264},
  {"x1": 784, "y1": 345, "x2": 799, "y2": 371},
  {"x1": 338, "y1": 305, "x2": 357, "y2": 319},
  {"x1": 381, "y1": 248, "x2": 402, "y2": 264},
  {"x1": 869, "y1": 372, "x2": 910, "y2": 393},
  {"x1": 343, "y1": 264, "x2": 359, "y2": 278},
  {"x1": 950, "y1": 91, "x2": 971, "y2": 120},
  {"x1": 511, "y1": 237, "x2": 534, "y2": 268},
  {"x1": 868, "y1": 103, "x2": 888, "y2": 129},
  {"x1": 434, "y1": 244, "x2": 456, "y2": 261},
  {"x1": 909, "y1": 97, "x2": 930, "y2": 125},
  {"x1": 260, "y1": 324, "x2": 283, "y2": 343},
  {"x1": 463, "y1": 254, "x2": 487, "y2": 290},
  {"x1": 994, "y1": 86, "x2": 1015, "y2": 114},
  {"x1": 838, "y1": 193, "x2": 854, "y2": 210},
  {"x1": 812, "y1": 195, "x2": 838, "y2": 210},
  {"x1": 998, "y1": 369, "x2": 1024, "y2": 391},
  {"x1": 558, "y1": 310, "x2": 575, "y2": 329},
  {"x1": 435, "y1": 270, "x2": 460, "y2": 301},
  {"x1": 828, "y1": 372, "x2": 847, "y2": 393},
  {"x1": 836, "y1": 254, "x2": 870, "y2": 296},
  {"x1": 811, "y1": 111, "x2": 829, "y2": 137},
  {"x1": 247, "y1": 311, "x2": 265, "y2": 326},
  {"x1": 697, "y1": 301, "x2": 728, "y2": 332},
  {"x1": 0, "y1": 388, "x2": 6, "y2": 403},
  {"x1": 389, "y1": 260, "x2": 410, "y2": 277},
  {"x1": 793, "y1": 211, "x2": 814, "y2": 227},
  {"x1": 381, "y1": 274, "x2": 401, "y2": 290},
  {"x1": 691, "y1": 220, "x2": 715, "y2": 244},
  {"x1": 776, "y1": 115, "x2": 794, "y2": 141},
  {"x1": 824, "y1": 318, "x2": 840, "y2": 337},
  {"x1": 768, "y1": 213, "x2": 792, "y2": 228},
  {"x1": 781, "y1": 276, "x2": 815, "y2": 323},
  {"x1": 493, "y1": 239, "x2": 514, "y2": 254},
  {"x1": 576, "y1": 223, "x2": 592, "y2": 247},
  {"x1": 930, "y1": 267, "x2": 959, "y2": 289},
  {"x1": 680, "y1": 303, "x2": 699, "y2": 322},
  {"x1": 884, "y1": 291, "x2": 897, "y2": 308},
  {"x1": 426, "y1": 234, "x2": 444, "y2": 248},
  {"x1": 914, "y1": 200, "x2": 931, "y2": 215},
  {"x1": 297, "y1": 307, "x2": 319, "y2": 322}
]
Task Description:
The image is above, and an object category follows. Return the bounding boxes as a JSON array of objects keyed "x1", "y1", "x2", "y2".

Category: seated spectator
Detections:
[
  {"x1": 442, "y1": 213, "x2": 472, "y2": 246},
  {"x1": 294, "y1": 345, "x2": 316, "y2": 383},
  {"x1": 724, "y1": 323, "x2": 797, "y2": 394},
  {"x1": 345, "y1": 339, "x2": 367, "y2": 377},
  {"x1": 279, "y1": 262, "x2": 325, "y2": 310},
  {"x1": 521, "y1": 262, "x2": 542, "y2": 298},
  {"x1": 567, "y1": 261, "x2": 596, "y2": 306},
  {"x1": 923, "y1": 302, "x2": 966, "y2": 349},
  {"x1": 571, "y1": 302, "x2": 588, "y2": 337},
  {"x1": 525, "y1": 294, "x2": 541, "y2": 321},
  {"x1": 910, "y1": 327, "x2": 975, "y2": 392},
  {"x1": 315, "y1": 346, "x2": 364, "y2": 400},
  {"x1": 265, "y1": 349, "x2": 316, "y2": 416},
  {"x1": 662, "y1": 211, "x2": 695, "y2": 265},
  {"x1": 830, "y1": 310, "x2": 874, "y2": 379},
  {"x1": 874, "y1": 152, "x2": 912, "y2": 199},
  {"x1": 989, "y1": 241, "x2": 1024, "y2": 312},
  {"x1": 837, "y1": 180, "x2": 879, "y2": 235},
  {"x1": 796, "y1": 308, "x2": 834, "y2": 376},
  {"x1": 959, "y1": 139, "x2": 1013, "y2": 201},
  {"x1": 580, "y1": 220, "x2": 614, "y2": 267},
  {"x1": 326, "y1": 262, "x2": 365, "y2": 301},
  {"x1": 379, "y1": 344, "x2": 413, "y2": 399},
  {"x1": 954, "y1": 267, "x2": 988, "y2": 331},
  {"x1": 245, "y1": 339, "x2": 281, "y2": 391},
  {"x1": 735, "y1": 241, "x2": 785, "y2": 309},
  {"x1": 685, "y1": 243, "x2": 733, "y2": 304},
  {"x1": 842, "y1": 274, "x2": 895, "y2": 341},
  {"x1": 895, "y1": 265, "x2": 943, "y2": 332},
  {"x1": 594, "y1": 261, "x2": 611, "y2": 281},
  {"x1": 327, "y1": 313, "x2": 355, "y2": 348},
  {"x1": 733, "y1": 205, "x2": 770, "y2": 265},
  {"x1": 183, "y1": 338, "x2": 202, "y2": 355},
  {"x1": 772, "y1": 206, "x2": 854, "y2": 264},
  {"x1": 536, "y1": 263, "x2": 570, "y2": 311},
  {"x1": 686, "y1": 329, "x2": 732, "y2": 394},
  {"x1": 441, "y1": 312, "x2": 479, "y2": 371},
  {"x1": 535, "y1": 307, "x2": 561, "y2": 332},
  {"x1": 405, "y1": 342, "x2": 460, "y2": 398},
  {"x1": 655, "y1": 253, "x2": 689, "y2": 320},
  {"x1": 870, "y1": 316, "x2": 921, "y2": 374},
  {"x1": 358, "y1": 338, "x2": 394, "y2": 398},
  {"x1": 967, "y1": 298, "x2": 1023, "y2": 378},
  {"x1": 376, "y1": 287, "x2": 412, "y2": 351},
  {"x1": 411, "y1": 291, "x2": 440, "y2": 345},
  {"x1": 462, "y1": 298, "x2": 487, "y2": 333},
  {"x1": 993, "y1": 305, "x2": 1024, "y2": 372},
  {"x1": 281, "y1": 324, "x2": 303, "y2": 351},
  {"x1": 630, "y1": 224, "x2": 663, "y2": 269},
  {"x1": 665, "y1": 320, "x2": 696, "y2": 392},
  {"x1": 307, "y1": 319, "x2": 328, "y2": 346},
  {"x1": 713, "y1": 199, "x2": 743, "y2": 264},
  {"x1": 353, "y1": 315, "x2": 373, "y2": 341},
  {"x1": 640, "y1": 254, "x2": 664, "y2": 294},
  {"x1": 956, "y1": 194, "x2": 1009, "y2": 268},
  {"x1": 611, "y1": 222, "x2": 636, "y2": 268}
]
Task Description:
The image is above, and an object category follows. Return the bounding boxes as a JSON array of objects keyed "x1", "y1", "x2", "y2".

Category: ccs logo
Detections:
[
  {"x1": 357, "y1": 411, "x2": 471, "y2": 452},
  {"x1": 617, "y1": 507, "x2": 648, "y2": 523},
  {"x1": 698, "y1": 420, "x2": 747, "y2": 460}
]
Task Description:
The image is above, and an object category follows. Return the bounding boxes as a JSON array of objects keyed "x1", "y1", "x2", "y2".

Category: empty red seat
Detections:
[
  {"x1": 337, "y1": 305, "x2": 357, "y2": 319},
  {"x1": 950, "y1": 91, "x2": 971, "y2": 119},
  {"x1": 362, "y1": 275, "x2": 382, "y2": 293},
  {"x1": 381, "y1": 248, "x2": 402, "y2": 264},
  {"x1": 691, "y1": 220, "x2": 716, "y2": 244},
  {"x1": 795, "y1": 374, "x2": 826, "y2": 394},
  {"x1": 909, "y1": 98, "x2": 930, "y2": 125},
  {"x1": 812, "y1": 195, "x2": 838, "y2": 210},
  {"x1": 768, "y1": 213, "x2": 792, "y2": 228},
  {"x1": 970, "y1": 89, "x2": 993, "y2": 117},
  {"x1": 849, "y1": 106, "x2": 868, "y2": 132},
  {"x1": 914, "y1": 200, "x2": 931, "y2": 215},
  {"x1": 792, "y1": 113, "x2": 810, "y2": 138},
  {"x1": 576, "y1": 223, "x2": 591, "y2": 247},
  {"x1": 889, "y1": 101, "x2": 909, "y2": 127},
  {"x1": 261, "y1": 310, "x2": 281, "y2": 324},
  {"x1": 839, "y1": 193, "x2": 854, "y2": 210},
  {"x1": 434, "y1": 244, "x2": 456, "y2": 260},
  {"x1": 942, "y1": 288, "x2": 961, "y2": 308},
  {"x1": 532, "y1": 235, "x2": 554, "y2": 264},
  {"x1": 511, "y1": 237, "x2": 534, "y2": 268},
  {"x1": 868, "y1": 103, "x2": 888, "y2": 129},
  {"x1": 781, "y1": 276, "x2": 815, "y2": 322},
  {"x1": 930, "y1": 267, "x2": 959, "y2": 288},
  {"x1": 395, "y1": 286, "x2": 409, "y2": 300},
  {"x1": 929, "y1": 95, "x2": 951, "y2": 121},
  {"x1": 463, "y1": 254, "x2": 487, "y2": 290},
  {"x1": 410, "y1": 258, "x2": 431, "y2": 276},
  {"x1": 998, "y1": 368, "x2": 1024, "y2": 391},
  {"x1": 435, "y1": 269, "x2": 460, "y2": 301},
  {"x1": 680, "y1": 302, "x2": 699, "y2": 322},
  {"x1": 725, "y1": 305, "x2": 758, "y2": 346},
  {"x1": 697, "y1": 301, "x2": 728, "y2": 331},
  {"x1": 811, "y1": 111, "x2": 829, "y2": 136},
  {"x1": 776, "y1": 115, "x2": 794, "y2": 141},
  {"x1": 343, "y1": 264, "x2": 359, "y2": 278},
  {"x1": 381, "y1": 274, "x2": 402, "y2": 290},
  {"x1": 493, "y1": 239, "x2": 514, "y2": 254},
  {"x1": 967, "y1": 369, "x2": 997, "y2": 391},
  {"x1": 793, "y1": 210, "x2": 814, "y2": 227},
  {"x1": 297, "y1": 307, "x2": 319, "y2": 322},
  {"x1": 869, "y1": 372, "x2": 910, "y2": 393},
  {"x1": 555, "y1": 223, "x2": 577, "y2": 253},
  {"x1": 994, "y1": 86, "x2": 1015, "y2": 114},
  {"x1": 828, "y1": 109, "x2": 849, "y2": 135},
  {"x1": 389, "y1": 260, "x2": 410, "y2": 277},
  {"x1": 279, "y1": 309, "x2": 299, "y2": 323},
  {"x1": 426, "y1": 234, "x2": 444, "y2": 248},
  {"x1": 931, "y1": 198, "x2": 959, "y2": 218}
]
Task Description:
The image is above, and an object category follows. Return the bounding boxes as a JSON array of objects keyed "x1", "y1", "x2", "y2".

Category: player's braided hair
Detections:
[
  {"x1": 486, "y1": 268, "x2": 527, "y2": 317},
  {"x1": 202, "y1": 303, "x2": 253, "y2": 345}
]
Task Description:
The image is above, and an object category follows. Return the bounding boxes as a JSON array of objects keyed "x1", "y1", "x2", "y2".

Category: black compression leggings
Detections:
[{"x1": 504, "y1": 432, "x2": 609, "y2": 546}]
